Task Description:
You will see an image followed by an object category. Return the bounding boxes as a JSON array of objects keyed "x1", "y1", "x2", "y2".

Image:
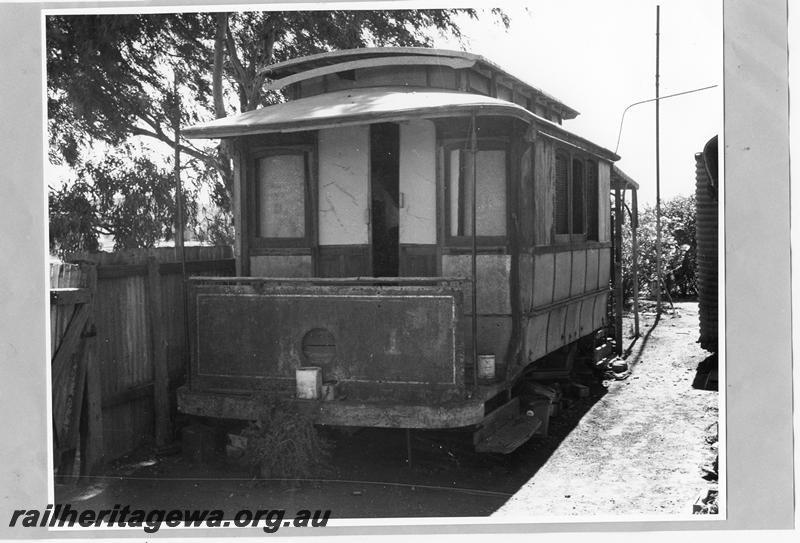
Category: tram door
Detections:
[{"x1": 370, "y1": 123, "x2": 401, "y2": 277}]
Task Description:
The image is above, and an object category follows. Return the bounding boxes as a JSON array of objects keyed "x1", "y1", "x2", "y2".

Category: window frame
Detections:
[
  {"x1": 554, "y1": 151, "x2": 571, "y2": 238},
  {"x1": 442, "y1": 137, "x2": 510, "y2": 247},
  {"x1": 249, "y1": 145, "x2": 315, "y2": 249},
  {"x1": 585, "y1": 158, "x2": 600, "y2": 242},
  {"x1": 554, "y1": 148, "x2": 597, "y2": 244}
]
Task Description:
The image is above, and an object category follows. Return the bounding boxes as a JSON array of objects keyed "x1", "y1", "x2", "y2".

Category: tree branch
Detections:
[
  {"x1": 130, "y1": 126, "x2": 219, "y2": 169},
  {"x1": 225, "y1": 21, "x2": 249, "y2": 86},
  {"x1": 213, "y1": 13, "x2": 227, "y2": 119}
]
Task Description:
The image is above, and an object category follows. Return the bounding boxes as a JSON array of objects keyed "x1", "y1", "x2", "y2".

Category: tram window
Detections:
[
  {"x1": 586, "y1": 160, "x2": 599, "y2": 241},
  {"x1": 555, "y1": 151, "x2": 598, "y2": 243},
  {"x1": 448, "y1": 147, "x2": 507, "y2": 238},
  {"x1": 555, "y1": 153, "x2": 569, "y2": 235},
  {"x1": 256, "y1": 152, "x2": 307, "y2": 239},
  {"x1": 572, "y1": 158, "x2": 585, "y2": 235}
]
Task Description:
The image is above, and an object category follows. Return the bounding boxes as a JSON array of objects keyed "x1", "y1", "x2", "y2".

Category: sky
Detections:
[
  {"x1": 433, "y1": 0, "x2": 722, "y2": 206},
  {"x1": 45, "y1": 0, "x2": 722, "y2": 210}
]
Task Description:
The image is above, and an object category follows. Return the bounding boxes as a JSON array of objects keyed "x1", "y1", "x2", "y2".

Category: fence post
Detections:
[
  {"x1": 79, "y1": 261, "x2": 104, "y2": 475},
  {"x1": 147, "y1": 257, "x2": 172, "y2": 448}
]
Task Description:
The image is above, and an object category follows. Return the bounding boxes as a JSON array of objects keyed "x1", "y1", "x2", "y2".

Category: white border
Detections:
[{"x1": 34, "y1": 0, "x2": 734, "y2": 533}]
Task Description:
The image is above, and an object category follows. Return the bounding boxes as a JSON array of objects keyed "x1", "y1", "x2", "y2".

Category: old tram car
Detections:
[{"x1": 179, "y1": 48, "x2": 618, "y2": 453}]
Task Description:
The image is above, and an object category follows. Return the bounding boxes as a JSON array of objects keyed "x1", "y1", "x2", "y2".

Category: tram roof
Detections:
[{"x1": 184, "y1": 87, "x2": 618, "y2": 161}]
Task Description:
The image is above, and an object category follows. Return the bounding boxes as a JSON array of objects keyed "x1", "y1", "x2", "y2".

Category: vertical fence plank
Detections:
[
  {"x1": 147, "y1": 257, "x2": 172, "y2": 448},
  {"x1": 55, "y1": 247, "x2": 233, "y2": 462}
]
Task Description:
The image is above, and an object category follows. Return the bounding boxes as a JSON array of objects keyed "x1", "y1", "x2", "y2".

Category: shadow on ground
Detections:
[{"x1": 56, "y1": 372, "x2": 610, "y2": 519}]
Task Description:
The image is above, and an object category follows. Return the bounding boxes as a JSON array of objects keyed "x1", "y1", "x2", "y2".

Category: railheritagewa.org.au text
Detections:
[{"x1": 9, "y1": 504, "x2": 331, "y2": 533}]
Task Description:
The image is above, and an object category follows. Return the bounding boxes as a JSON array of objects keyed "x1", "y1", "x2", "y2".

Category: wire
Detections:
[{"x1": 614, "y1": 84, "x2": 718, "y2": 154}]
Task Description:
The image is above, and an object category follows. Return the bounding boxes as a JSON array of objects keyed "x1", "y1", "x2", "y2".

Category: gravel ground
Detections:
[{"x1": 495, "y1": 301, "x2": 719, "y2": 518}]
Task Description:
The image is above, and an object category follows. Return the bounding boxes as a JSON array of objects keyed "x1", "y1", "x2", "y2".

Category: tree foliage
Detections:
[
  {"x1": 49, "y1": 146, "x2": 199, "y2": 256},
  {"x1": 47, "y1": 9, "x2": 509, "y2": 254},
  {"x1": 47, "y1": 14, "x2": 215, "y2": 167},
  {"x1": 620, "y1": 194, "x2": 697, "y2": 302}
]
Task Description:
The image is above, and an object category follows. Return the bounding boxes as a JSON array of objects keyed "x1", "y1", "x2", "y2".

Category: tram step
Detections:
[
  {"x1": 475, "y1": 413, "x2": 542, "y2": 454},
  {"x1": 473, "y1": 397, "x2": 542, "y2": 454}
]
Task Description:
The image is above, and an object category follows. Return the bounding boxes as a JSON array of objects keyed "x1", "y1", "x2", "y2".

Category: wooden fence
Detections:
[
  {"x1": 50, "y1": 246, "x2": 235, "y2": 473},
  {"x1": 50, "y1": 261, "x2": 102, "y2": 479}
]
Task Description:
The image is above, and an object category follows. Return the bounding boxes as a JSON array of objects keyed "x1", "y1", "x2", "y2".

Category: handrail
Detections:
[{"x1": 188, "y1": 276, "x2": 470, "y2": 286}]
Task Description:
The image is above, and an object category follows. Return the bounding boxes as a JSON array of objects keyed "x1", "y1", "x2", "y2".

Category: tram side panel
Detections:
[{"x1": 522, "y1": 137, "x2": 612, "y2": 366}]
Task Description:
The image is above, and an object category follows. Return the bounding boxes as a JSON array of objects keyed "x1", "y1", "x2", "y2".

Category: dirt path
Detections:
[
  {"x1": 495, "y1": 302, "x2": 718, "y2": 517},
  {"x1": 57, "y1": 302, "x2": 717, "y2": 520}
]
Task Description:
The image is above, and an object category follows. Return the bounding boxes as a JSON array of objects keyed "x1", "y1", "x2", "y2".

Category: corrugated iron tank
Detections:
[{"x1": 695, "y1": 136, "x2": 718, "y2": 352}]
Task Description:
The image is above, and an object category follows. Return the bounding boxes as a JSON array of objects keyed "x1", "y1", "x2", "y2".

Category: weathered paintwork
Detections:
[
  {"x1": 518, "y1": 246, "x2": 610, "y2": 365},
  {"x1": 189, "y1": 278, "x2": 466, "y2": 404},
  {"x1": 180, "y1": 48, "x2": 624, "y2": 435},
  {"x1": 250, "y1": 254, "x2": 312, "y2": 277},
  {"x1": 177, "y1": 386, "x2": 495, "y2": 428},
  {"x1": 441, "y1": 254, "x2": 512, "y2": 315},
  {"x1": 318, "y1": 126, "x2": 370, "y2": 245},
  {"x1": 398, "y1": 120, "x2": 437, "y2": 244}
]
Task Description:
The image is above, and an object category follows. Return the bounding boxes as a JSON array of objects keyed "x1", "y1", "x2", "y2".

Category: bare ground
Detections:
[
  {"x1": 57, "y1": 301, "x2": 718, "y2": 520},
  {"x1": 496, "y1": 301, "x2": 719, "y2": 517}
]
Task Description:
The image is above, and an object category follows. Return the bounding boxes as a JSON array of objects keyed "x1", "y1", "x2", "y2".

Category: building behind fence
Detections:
[{"x1": 49, "y1": 246, "x2": 234, "y2": 474}]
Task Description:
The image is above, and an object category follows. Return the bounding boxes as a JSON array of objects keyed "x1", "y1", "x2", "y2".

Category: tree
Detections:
[
  {"x1": 47, "y1": 9, "x2": 509, "y2": 254},
  {"x1": 47, "y1": 14, "x2": 218, "y2": 169},
  {"x1": 660, "y1": 194, "x2": 697, "y2": 297},
  {"x1": 621, "y1": 194, "x2": 697, "y2": 302},
  {"x1": 48, "y1": 145, "x2": 199, "y2": 256},
  {"x1": 47, "y1": 13, "x2": 227, "y2": 254}
]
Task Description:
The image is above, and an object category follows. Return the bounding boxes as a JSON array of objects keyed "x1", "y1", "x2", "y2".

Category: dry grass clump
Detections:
[{"x1": 239, "y1": 398, "x2": 331, "y2": 482}]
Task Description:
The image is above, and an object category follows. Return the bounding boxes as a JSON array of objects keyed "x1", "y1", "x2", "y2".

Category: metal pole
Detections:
[
  {"x1": 470, "y1": 112, "x2": 479, "y2": 391},
  {"x1": 631, "y1": 189, "x2": 641, "y2": 337},
  {"x1": 174, "y1": 71, "x2": 186, "y2": 269},
  {"x1": 173, "y1": 70, "x2": 190, "y2": 380},
  {"x1": 655, "y1": 5, "x2": 662, "y2": 317}
]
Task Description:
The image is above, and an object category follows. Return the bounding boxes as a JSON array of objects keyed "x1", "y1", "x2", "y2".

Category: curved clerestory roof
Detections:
[
  {"x1": 260, "y1": 47, "x2": 579, "y2": 120},
  {"x1": 183, "y1": 86, "x2": 618, "y2": 162}
]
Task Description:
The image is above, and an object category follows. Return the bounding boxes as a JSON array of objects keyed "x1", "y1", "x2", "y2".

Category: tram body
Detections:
[{"x1": 178, "y1": 48, "x2": 617, "y2": 451}]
